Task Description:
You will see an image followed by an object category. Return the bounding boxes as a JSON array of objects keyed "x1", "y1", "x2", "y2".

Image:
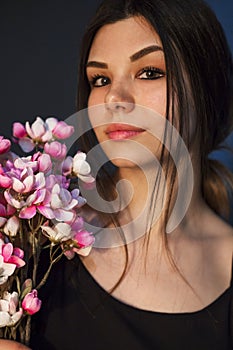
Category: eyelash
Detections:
[
  {"x1": 89, "y1": 74, "x2": 110, "y2": 88},
  {"x1": 88, "y1": 66, "x2": 165, "y2": 88},
  {"x1": 137, "y1": 66, "x2": 166, "y2": 80}
]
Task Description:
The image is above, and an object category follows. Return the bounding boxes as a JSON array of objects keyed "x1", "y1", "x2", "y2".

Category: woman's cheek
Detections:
[
  {"x1": 88, "y1": 88, "x2": 106, "y2": 107},
  {"x1": 135, "y1": 80, "x2": 166, "y2": 116}
]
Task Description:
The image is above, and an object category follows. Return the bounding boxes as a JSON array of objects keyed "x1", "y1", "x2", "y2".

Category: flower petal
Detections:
[
  {"x1": 2, "y1": 243, "x2": 13, "y2": 261},
  {"x1": 8, "y1": 255, "x2": 25, "y2": 268},
  {"x1": 18, "y1": 138, "x2": 35, "y2": 152},
  {"x1": 3, "y1": 216, "x2": 20, "y2": 236},
  {"x1": 0, "y1": 311, "x2": 11, "y2": 327},
  {"x1": 0, "y1": 175, "x2": 12, "y2": 188},
  {"x1": 53, "y1": 209, "x2": 74, "y2": 222},
  {"x1": 13, "y1": 122, "x2": 27, "y2": 138},
  {"x1": 37, "y1": 206, "x2": 55, "y2": 219},
  {"x1": 12, "y1": 178, "x2": 25, "y2": 193},
  {"x1": 19, "y1": 206, "x2": 37, "y2": 219}
]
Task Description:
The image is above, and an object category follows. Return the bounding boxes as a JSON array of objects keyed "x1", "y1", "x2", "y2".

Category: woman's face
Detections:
[{"x1": 86, "y1": 16, "x2": 167, "y2": 168}]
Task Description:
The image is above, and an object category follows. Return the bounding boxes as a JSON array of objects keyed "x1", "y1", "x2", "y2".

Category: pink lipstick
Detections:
[{"x1": 105, "y1": 124, "x2": 145, "y2": 140}]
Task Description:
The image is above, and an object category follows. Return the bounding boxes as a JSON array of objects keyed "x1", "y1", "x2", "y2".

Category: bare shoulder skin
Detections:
[{"x1": 0, "y1": 340, "x2": 31, "y2": 350}]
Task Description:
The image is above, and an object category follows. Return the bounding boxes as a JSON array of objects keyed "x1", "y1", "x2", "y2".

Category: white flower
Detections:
[
  {"x1": 72, "y1": 152, "x2": 95, "y2": 183},
  {"x1": 0, "y1": 255, "x2": 16, "y2": 285},
  {"x1": 0, "y1": 291, "x2": 23, "y2": 327},
  {"x1": 3, "y1": 216, "x2": 20, "y2": 237},
  {"x1": 41, "y1": 222, "x2": 72, "y2": 243}
]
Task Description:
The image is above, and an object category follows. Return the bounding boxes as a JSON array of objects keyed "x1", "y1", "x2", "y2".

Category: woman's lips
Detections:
[{"x1": 105, "y1": 124, "x2": 145, "y2": 140}]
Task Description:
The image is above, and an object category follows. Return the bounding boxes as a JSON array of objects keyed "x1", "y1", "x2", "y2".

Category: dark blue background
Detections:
[{"x1": 0, "y1": 0, "x2": 232, "y2": 171}]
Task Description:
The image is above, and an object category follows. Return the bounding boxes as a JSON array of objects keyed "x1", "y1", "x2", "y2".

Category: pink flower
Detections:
[
  {"x1": 22, "y1": 290, "x2": 42, "y2": 315},
  {"x1": 25, "y1": 117, "x2": 46, "y2": 140},
  {"x1": 0, "y1": 239, "x2": 25, "y2": 268},
  {"x1": 52, "y1": 121, "x2": 74, "y2": 139},
  {"x1": 0, "y1": 163, "x2": 13, "y2": 189},
  {"x1": 0, "y1": 175, "x2": 12, "y2": 188},
  {"x1": 14, "y1": 117, "x2": 48, "y2": 152},
  {"x1": 4, "y1": 168, "x2": 47, "y2": 219},
  {"x1": 0, "y1": 291, "x2": 23, "y2": 327},
  {"x1": 14, "y1": 156, "x2": 38, "y2": 171},
  {"x1": 13, "y1": 117, "x2": 52, "y2": 152},
  {"x1": 38, "y1": 183, "x2": 79, "y2": 222},
  {"x1": 50, "y1": 184, "x2": 78, "y2": 214},
  {"x1": 35, "y1": 153, "x2": 52, "y2": 173},
  {"x1": 0, "y1": 136, "x2": 11, "y2": 154},
  {"x1": 6, "y1": 166, "x2": 45, "y2": 195},
  {"x1": 0, "y1": 238, "x2": 25, "y2": 284},
  {"x1": 13, "y1": 117, "x2": 74, "y2": 152},
  {"x1": 44, "y1": 141, "x2": 67, "y2": 160},
  {"x1": 63, "y1": 217, "x2": 94, "y2": 259},
  {"x1": 24, "y1": 117, "x2": 74, "y2": 143},
  {"x1": 13, "y1": 122, "x2": 27, "y2": 138},
  {"x1": 0, "y1": 194, "x2": 16, "y2": 228},
  {"x1": 73, "y1": 230, "x2": 95, "y2": 248},
  {"x1": 13, "y1": 153, "x2": 52, "y2": 173}
]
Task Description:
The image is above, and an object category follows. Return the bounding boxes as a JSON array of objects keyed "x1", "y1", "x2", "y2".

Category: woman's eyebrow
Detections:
[
  {"x1": 86, "y1": 61, "x2": 108, "y2": 68},
  {"x1": 130, "y1": 45, "x2": 163, "y2": 62},
  {"x1": 86, "y1": 45, "x2": 163, "y2": 68}
]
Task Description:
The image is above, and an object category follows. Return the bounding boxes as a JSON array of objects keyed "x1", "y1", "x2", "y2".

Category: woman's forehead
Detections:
[{"x1": 88, "y1": 16, "x2": 162, "y2": 61}]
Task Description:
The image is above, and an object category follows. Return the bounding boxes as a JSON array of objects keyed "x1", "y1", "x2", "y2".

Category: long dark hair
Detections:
[
  {"x1": 76, "y1": 0, "x2": 233, "y2": 290},
  {"x1": 77, "y1": 0, "x2": 233, "y2": 223}
]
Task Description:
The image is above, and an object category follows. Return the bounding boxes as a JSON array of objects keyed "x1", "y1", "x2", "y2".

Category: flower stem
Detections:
[
  {"x1": 25, "y1": 315, "x2": 31, "y2": 346},
  {"x1": 36, "y1": 252, "x2": 64, "y2": 290}
]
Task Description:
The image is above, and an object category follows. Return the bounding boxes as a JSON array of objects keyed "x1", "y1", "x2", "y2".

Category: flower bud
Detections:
[
  {"x1": 13, "y1": 122, "x2": 27, "y2": 139},
  {"x1": 44, "y1": 141, "x2": 67, "y2": 160},
  {"x1": 0, "y1": 136, "x2": 11, "y2": 154},
  {"x1": 22, "y1": 290, "x2": 41, "y2": 315}
]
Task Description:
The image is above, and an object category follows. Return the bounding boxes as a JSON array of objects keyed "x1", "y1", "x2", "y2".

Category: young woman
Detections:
[{"x1": 1, "y1": 0, "x2": 233, "y2": 349}]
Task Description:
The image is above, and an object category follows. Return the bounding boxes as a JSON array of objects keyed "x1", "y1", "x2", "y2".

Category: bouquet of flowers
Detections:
[{"x1": 0, "y1": 117, "x2": 95, "y2": 345}]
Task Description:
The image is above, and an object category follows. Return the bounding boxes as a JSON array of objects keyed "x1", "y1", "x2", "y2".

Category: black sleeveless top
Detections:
[{"x1": 30, "y1": 255, "x2": 233, "y2": 350}]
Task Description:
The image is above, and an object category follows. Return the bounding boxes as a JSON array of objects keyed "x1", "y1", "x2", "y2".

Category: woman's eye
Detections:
[
  {"x1": 137, "y1": 67, "x2": 165, "y2": 80},
  {"x1": 89, "y1": 75, "x2": 110, "y2": 87}
]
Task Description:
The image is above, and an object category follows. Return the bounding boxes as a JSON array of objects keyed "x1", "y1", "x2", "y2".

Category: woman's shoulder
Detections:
[
  {"x1": 203, "y1": 211, "x2": 233, "y2": 250},
  {"x1": 189, "y1": 204, "x2": 233, "y2": 247},
  {"x1": 196, "y1": 210, "x2": 233, "y2": 285}
]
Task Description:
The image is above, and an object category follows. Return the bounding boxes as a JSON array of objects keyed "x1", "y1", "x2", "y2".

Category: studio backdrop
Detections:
[{"x1": 0, "y1": 0, "x2": 232, "y2": 170}]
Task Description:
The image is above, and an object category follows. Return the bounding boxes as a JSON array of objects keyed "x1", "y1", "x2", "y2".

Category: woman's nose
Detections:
[{"x1": 104, "y1": 83, "x2": 135, "y2": 114}]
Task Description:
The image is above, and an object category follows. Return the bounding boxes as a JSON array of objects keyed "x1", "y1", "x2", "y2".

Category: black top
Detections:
[{"x1": 30, "y1": 255, "x2": 233, "y2": 350}]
